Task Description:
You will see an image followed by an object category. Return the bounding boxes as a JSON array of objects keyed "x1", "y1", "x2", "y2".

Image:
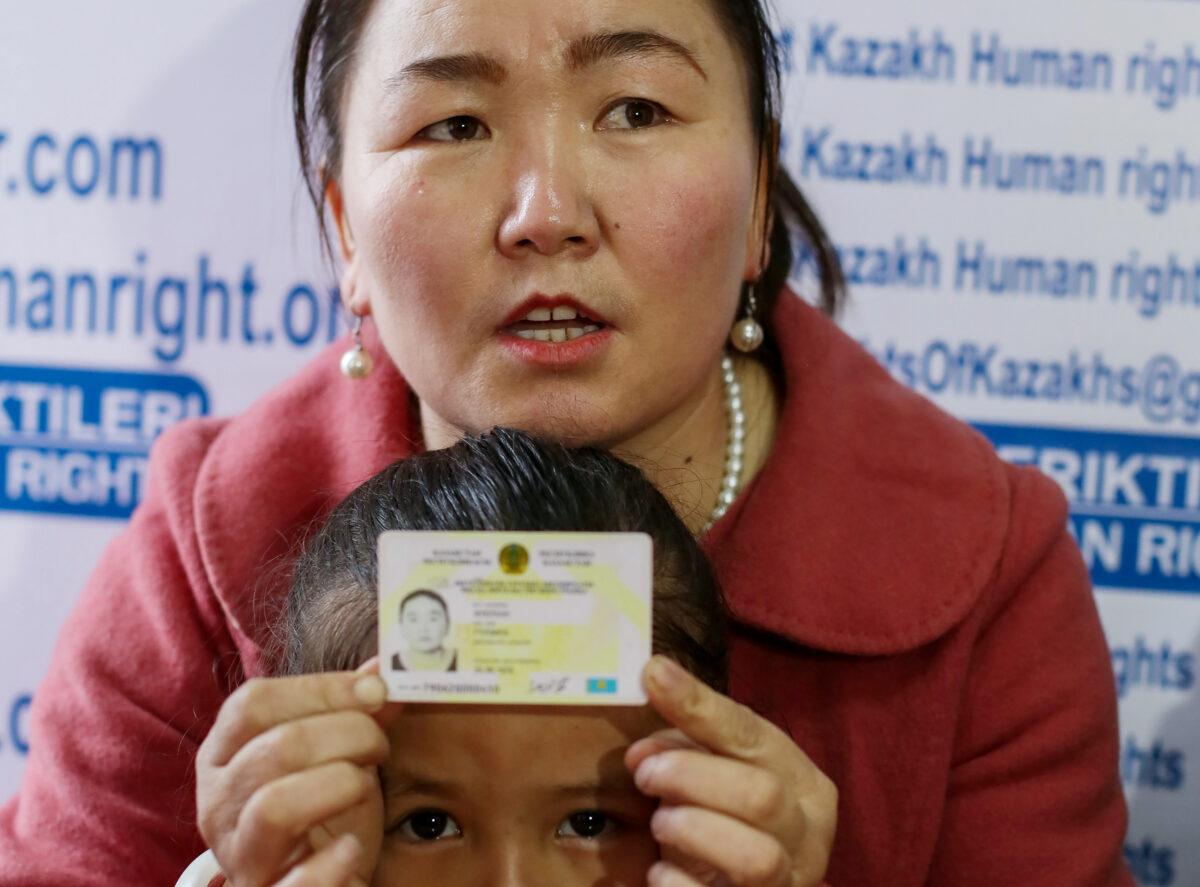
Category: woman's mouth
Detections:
[
  {"x1": 497, "y1": 296, "x2": 614, "y2": 367},
  {"x1": 505, "y1": 305, "x2": 605, "y2": 342}
]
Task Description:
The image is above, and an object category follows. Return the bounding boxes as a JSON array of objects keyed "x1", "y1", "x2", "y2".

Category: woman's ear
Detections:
[
  {"x1": 744, "y1": 161, "x2": 773, "y2": 283},
  {"x1": 325, "y1": 175, "x2": 372, "y2": 317},
  {"x1": 325, "y1": 174, "x2": 357, "y2": 260},
  {"x1": 743, "y1": 126, "x2": 776, "y2": 283},
  {"x1": 338, "y1": 261, "x2": 371, "y2": 318}
]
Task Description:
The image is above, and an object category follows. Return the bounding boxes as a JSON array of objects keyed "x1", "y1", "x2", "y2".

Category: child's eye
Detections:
[
  {"x1": 396, "y1": 808, "x2": 463, "y2": 842},
  {"x1": 556, "y1": 809, "x2": 617, "y2": 839}
]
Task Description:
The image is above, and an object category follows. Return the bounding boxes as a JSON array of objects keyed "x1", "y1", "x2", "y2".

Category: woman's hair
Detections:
[
  {"x1": 281, "y1": 428, "x2": 728, "y2": 691},
  {"x1": 291, "y1": 0, "x2": 845, "y2": 376}
]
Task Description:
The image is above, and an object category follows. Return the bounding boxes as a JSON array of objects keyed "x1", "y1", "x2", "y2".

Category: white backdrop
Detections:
[{"x1": 1, "y1": 2, "x2": 1197, "y2": 884}]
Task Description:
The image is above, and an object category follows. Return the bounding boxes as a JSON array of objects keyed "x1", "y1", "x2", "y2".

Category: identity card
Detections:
[{"x1": 378, "y1": 531, "x2": 652, "y2": 705}]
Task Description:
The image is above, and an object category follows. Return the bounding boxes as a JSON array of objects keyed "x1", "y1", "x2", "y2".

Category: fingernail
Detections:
[
  {"x1": 334, "y1": 832, "x2": 363, "y2": 861},
  {"x1": 353, "y1": 676, "x2": 386, "y2": 709},
  {"x1": 634, "y1": 755, "x2": 660, "y2": 791},
  {"x1": 647, "y1": 656, "x2": 688, "y2": 694},
  {"x1": 650, "y1": 807, "x2": 679, "y2": 840},
  {"x1": 308, "y1": 823, "x2": 334, "y2": 850}
]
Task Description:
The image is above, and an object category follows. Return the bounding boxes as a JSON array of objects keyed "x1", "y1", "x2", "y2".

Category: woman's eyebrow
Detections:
[
  {"x1": 565, "y1": 30, "x2": 708, "y2": 80},
  {"x1": 384, "y1": 29, "x2": 707, "y2": 92},
  {"x1": 386, "y1": 52, "x2": 508, "y2": 89}
]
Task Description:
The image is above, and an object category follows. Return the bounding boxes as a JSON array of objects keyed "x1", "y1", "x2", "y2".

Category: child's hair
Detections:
[{"x1": 281, "y1": 428, "x2": 728, "y2": 690}]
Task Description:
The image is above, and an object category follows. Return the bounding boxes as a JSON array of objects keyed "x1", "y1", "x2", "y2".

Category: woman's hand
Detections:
[
  {"x1": 626, "y1": 656, "x2": 837, "y2": 887},
  {"x1": 195, "y1": 671, "x2": 392, "y2": 886}
]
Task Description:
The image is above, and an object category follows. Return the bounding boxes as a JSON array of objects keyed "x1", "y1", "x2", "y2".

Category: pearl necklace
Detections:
[{"x1": 703, "y1": 354, "x2": 746, "y2": 533}]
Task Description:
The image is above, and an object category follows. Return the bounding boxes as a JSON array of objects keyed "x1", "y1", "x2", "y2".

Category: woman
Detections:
[{"x1": 0, "y1": 0, "x2": 1130, "y2": 885}]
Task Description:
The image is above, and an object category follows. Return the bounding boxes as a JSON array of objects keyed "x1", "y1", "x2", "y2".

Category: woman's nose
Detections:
[{"x1": 496, "y1": 139, "x2": 600, "y2": 261}]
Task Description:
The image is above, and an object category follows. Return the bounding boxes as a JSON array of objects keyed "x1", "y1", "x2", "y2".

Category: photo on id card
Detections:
[{"x1": 378, "y1": 531, "x2": 652, "y2": 705}]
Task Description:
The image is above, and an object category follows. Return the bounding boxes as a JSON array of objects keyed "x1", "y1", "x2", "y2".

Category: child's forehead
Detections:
[
  {"x1": 383, "y1": 704, "x2": 663, "y2": 785},
  {"x1": 393, "y1": 703, "x2": 662, "y2": 741}
]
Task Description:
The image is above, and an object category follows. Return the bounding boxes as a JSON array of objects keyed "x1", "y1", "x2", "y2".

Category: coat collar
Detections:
[
  {"x1": 704, "y1": 295, "x2": 1010, "y2": 655},
  {"x1": 193, "y1": 323, "x2": 420, "y2": 674}
]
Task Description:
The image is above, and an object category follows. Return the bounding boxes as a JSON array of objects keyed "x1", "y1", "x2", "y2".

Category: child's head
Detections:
[
  {"x1": 282, "y1": 428, "x2": 727, "y2": 885},
  {"x1": 284, "y1": 427, "x2": 726, "y2": 689}
]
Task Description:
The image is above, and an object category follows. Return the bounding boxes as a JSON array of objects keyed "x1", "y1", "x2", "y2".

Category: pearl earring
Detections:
[
  {"x1": 729, "y1": 284, "x2": 764, "y2": 353},
  {"x1": 340, "y1": 314, "x2": 374, "y2": 379}
]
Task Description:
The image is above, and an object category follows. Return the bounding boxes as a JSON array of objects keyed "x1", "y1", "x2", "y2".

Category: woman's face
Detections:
[
  {"x1": 401, "y1": 595, "x2": 449, "y2": 653},
  {"x1": 333, "y1": 0, "x2": 764, "y2": 446},
  {"x1": 329, "y1": 705, "x2": 663, "y2": 886}
]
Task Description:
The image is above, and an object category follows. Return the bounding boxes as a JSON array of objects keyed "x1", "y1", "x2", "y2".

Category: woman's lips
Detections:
[
  {"x1": 496, "y1": 293, "x2": 614, "y2": 366},
  {"x1": 506, "y1": 308, "x2": 602, "y2": 342},
  {"x1": 499, "y1": 294, "x2": 610, "y2": 329},
  {"x1": 496, "y1": 325, "x2": 614, "y2": 367}
]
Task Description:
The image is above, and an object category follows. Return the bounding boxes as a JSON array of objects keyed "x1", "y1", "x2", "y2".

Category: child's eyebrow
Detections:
[
  {"x1": 540, "y1": 752, "x2": 642, "y2": 799},
  {"x1": 381, "y1": 771, "x2": 461, "y2": 800},
  {"x1": 381, "y1": 771, "x2": 640, "y2": 800},
  {"x1": 549, "y1": 772, "x2": 641, "y2": 799}
]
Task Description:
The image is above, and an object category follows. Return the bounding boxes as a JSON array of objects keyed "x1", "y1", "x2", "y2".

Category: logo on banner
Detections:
[
  {"x1": 1126, "y1": 838, "x2": 1176, "y2": 887},
  {"x1": 0, "y1": 363, "x2": 209, "y2": 519},
  {"x1": 1111, "y1": 636, "x2": 1195, "y2": 699},
  {"x1": 979, "y1": 423, "x2": 1200, "y2": 594},
  {"x1": 0, "y1": 693, "x2": 31, "y2": 758}
]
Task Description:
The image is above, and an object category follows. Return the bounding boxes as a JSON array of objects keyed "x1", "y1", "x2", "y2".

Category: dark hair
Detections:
[
  {"x1": 400, "y1": 589, "x2": 448, "y2": 621},
  {"x1": 292, "y1": 0, "x2": 845, "y2": 374},
  {"x1": 281, "y1": 428, "x2": 728, "y2": 691}
]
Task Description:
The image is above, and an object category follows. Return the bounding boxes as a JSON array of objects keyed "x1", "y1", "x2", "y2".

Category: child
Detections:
[{"x1": 185, "y1": 428, "x2": 727, "y2": 886}]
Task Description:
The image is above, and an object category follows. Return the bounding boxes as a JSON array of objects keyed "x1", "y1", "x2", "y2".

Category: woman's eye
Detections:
[
  {"x1": 418, "y1": 116, "x2": 488, "y2": 142},
  {"x1": 396, "y1": 808, "x2": 463, "y2": 842},
  {"x1": 557, "y1": 810, "x2": 617, "y2": 839},
  {"x1": 598, "y1": 99, "x2": 670, "y2": 131}
]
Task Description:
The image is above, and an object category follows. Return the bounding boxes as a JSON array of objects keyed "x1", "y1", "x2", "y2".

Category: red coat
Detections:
[{"x1": 0, "y1": 295, "x2": 1131, "y2": 886}]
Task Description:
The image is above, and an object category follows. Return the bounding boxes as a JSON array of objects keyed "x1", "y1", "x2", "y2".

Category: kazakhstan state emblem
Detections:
[{"x1": 499, "y1": 543, "x2": 529, "y2": 575}]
